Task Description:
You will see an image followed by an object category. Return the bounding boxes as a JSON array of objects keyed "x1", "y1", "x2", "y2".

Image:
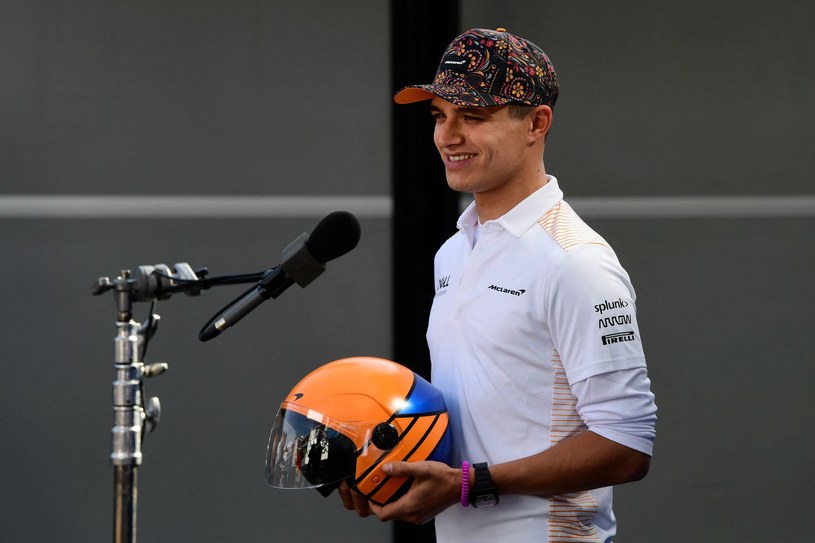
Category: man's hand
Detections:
[
  {"x1": 338, "y1": 480, "x2": 373, "y2": 517},
  {"x1": 369, "y1": 461, "x2": 461, "y2": 525}
]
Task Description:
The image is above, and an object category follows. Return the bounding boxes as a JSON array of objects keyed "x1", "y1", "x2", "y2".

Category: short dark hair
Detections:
[
  {"x1": 507, "y1": 103, "x2": 535, "y2": 119},
  {"x1": 507, "y1": 103, "x2": 551, "y2": 143}
]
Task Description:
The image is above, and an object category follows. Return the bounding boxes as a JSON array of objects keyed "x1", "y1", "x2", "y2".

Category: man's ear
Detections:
[{"x1": 528, "y1": 105, "x2": 553, "y2": 144}]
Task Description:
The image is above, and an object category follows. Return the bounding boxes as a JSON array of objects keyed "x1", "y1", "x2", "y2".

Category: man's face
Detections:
[{"x1": 430, "y1": 97, "x2": 531, "y2": 196}]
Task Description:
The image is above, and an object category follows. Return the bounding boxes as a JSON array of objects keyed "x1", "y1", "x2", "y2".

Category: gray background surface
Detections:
[{"x1": 1, "y1": 1, "x2": 813, "y2": 542}]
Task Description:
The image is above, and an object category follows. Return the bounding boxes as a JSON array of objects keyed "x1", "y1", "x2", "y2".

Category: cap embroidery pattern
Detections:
[{"x1": 395, "y1": 28, "x2": 559, "y2": 108}]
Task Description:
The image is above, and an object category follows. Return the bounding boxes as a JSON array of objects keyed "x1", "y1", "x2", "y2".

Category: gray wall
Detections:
[
  {"x1": 1, "y1": 1, "x2": 391, "y2": 542},
  {"x1": 1, "y1": 1, "x2": 813, "y2": 542}
]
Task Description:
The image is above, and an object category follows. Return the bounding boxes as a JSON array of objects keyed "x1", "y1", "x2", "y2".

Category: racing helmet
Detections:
[{"x1": 265, "y1": 356, "x2": 452, "y2": 505}]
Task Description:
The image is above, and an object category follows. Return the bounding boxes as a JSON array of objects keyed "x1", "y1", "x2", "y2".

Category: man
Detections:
[{"x1": 340, "y1": 28, "x2": 657, "y2": 542}]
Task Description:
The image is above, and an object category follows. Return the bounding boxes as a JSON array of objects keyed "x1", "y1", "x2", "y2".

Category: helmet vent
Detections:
[{"x1": 371, "y1": 423, "x2": 400, "y2": 450}]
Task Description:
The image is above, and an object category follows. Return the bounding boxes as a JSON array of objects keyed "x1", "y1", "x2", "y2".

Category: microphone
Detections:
[{"x1": 198, "y1": 211, "x2": 361, "y2": 342}]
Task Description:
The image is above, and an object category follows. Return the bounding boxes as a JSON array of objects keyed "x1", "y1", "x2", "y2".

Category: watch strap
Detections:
[{"x1": 469, "y1": 462, "x2": 499, "y2": 507}]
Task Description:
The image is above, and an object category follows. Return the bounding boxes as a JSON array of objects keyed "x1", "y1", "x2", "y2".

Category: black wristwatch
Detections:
[{"x1": 469, "y1": 462, "x2": 499, "y2": 507}]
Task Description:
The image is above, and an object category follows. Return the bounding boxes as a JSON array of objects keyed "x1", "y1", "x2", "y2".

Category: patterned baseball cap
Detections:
[{"x1": 394, "y1": 28, "x2": 559, "y2": 108}]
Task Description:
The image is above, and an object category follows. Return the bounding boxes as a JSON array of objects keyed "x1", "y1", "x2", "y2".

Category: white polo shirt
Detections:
[{"x1": 429, "y1": 177, "x2": 653, "y2": 543}]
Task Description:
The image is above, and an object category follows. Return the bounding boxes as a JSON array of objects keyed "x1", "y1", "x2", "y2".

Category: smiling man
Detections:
[{"x1": 339, "y1": 28, "x2": 657, "y2": 543}]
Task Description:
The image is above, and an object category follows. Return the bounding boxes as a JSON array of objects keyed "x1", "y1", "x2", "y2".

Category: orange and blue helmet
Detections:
[{"x1": 265, "y1": 356, "x2": 452, "y2": 505}]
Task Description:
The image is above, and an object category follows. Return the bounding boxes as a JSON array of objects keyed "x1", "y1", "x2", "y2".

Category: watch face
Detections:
[{"x1": 473, "y1": 494, "x2": 498, "y2": 507}]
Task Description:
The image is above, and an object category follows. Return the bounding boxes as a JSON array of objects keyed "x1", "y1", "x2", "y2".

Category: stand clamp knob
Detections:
[{"x1": 145, "y1": 397, "x2": 162, "y2": 433}]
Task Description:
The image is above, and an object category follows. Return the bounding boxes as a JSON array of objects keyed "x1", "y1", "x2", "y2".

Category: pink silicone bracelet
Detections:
[{"x1": 460, "y1": 461, "x2": 470, "y2": 507}]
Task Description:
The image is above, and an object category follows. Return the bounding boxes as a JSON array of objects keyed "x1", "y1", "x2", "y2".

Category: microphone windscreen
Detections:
[{"x1": 307, "y1": 211, "x2": 362, "y2": 263}]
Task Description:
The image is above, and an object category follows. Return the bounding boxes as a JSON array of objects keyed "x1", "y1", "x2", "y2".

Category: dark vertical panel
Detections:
[
  {"x1": 390, "y1": 0, "x2": 460, "y2": 376},
  {"x1": 391, "y1": 1, "x2": 460, "y2": 541}
]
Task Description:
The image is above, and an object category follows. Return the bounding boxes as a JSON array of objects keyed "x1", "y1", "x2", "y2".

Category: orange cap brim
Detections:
[{"x1": 393, "y1": 86, "x2": 437, "y2": 104}]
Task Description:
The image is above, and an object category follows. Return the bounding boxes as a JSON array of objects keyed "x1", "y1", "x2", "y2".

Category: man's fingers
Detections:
[
  {"x1": 353, "y1": 496, "x2": 372, "y2": 517},
  {"x1": 337, "y1": 481, "x2": 355, "y2": 510},
  {"x1": 370, "y1": 500, "x2": 400, "y2": 523},
  {"x1": 351, "y1": 488, "x2": 372, "y2": 517},
  {"x1": 338, "y1": 481, "x2": 372, "y2": 517},
  {"x1": 369, "y1": 501, "x2": 384, "y2": 518}
]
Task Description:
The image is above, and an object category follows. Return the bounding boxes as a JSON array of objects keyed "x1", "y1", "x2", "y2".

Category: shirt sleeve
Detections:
[
  {"x1": 571, "y1": 367, "x2": 657, "y2": 456},
  {"x1": 546, "y1": 243, "x2": 647, "y2": 384}
]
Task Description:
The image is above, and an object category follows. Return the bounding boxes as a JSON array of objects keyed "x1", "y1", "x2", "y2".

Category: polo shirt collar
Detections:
[{"x1": 457, "y1": 176, "x2": 564, "y2": 240}]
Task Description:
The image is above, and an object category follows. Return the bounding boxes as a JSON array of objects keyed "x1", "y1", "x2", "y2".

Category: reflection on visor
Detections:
[{"x1": 265, "y1": 409, "x2": 358, "y2": 491}]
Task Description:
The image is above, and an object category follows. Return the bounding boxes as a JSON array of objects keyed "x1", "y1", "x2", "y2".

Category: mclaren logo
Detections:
[
  {"x1": 488, "y1": 284, "x2": 526, "y2": 297},
  {"x1": 291, "y1": 393, "x2": 304, "y2": 401}
]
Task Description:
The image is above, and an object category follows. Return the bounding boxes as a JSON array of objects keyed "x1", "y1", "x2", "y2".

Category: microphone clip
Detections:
[{"x1": 278, "y1": 233, "x2": 326, "y2": 289}]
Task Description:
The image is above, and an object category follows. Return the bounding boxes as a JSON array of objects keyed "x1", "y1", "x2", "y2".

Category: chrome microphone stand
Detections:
[
  {"x1": 95, "y1": 263, "x2": 263, "y2": 543},
  {"x1": 95, "y1": 265, "x2": 189, "y2": 543},
  {"x1": 110, "y1": 296, "x2": 163, "y2": 543}
]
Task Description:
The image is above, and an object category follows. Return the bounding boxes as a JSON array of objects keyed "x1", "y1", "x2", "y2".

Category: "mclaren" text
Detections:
[{"x1": 488, "y1": 284, "x2": 526, "y2": 296}]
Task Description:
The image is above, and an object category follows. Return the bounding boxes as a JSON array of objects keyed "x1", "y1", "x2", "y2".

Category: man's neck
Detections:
[{"x1": 474, "y1": 170, "x2": 549, "y2": 223}]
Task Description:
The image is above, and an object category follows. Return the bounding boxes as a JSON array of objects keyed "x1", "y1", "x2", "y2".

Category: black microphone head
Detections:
[{"x1": 306, "y1": 211, "x2": 362, "y2": 263}]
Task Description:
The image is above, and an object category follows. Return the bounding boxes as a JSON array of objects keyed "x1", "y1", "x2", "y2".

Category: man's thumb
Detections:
[{"x1": 382, "y1": 461, "x2": 409, "y2": 476}]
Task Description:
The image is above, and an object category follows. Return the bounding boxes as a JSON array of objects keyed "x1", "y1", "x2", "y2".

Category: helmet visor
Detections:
[{"x1": 265, "y1": 407, "x2": 374, "y2": 490}]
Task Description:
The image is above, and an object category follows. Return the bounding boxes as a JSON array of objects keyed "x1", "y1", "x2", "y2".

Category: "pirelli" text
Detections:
[{"x1": 601, "y1": 331, "x2": 635, "y2": 345}]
